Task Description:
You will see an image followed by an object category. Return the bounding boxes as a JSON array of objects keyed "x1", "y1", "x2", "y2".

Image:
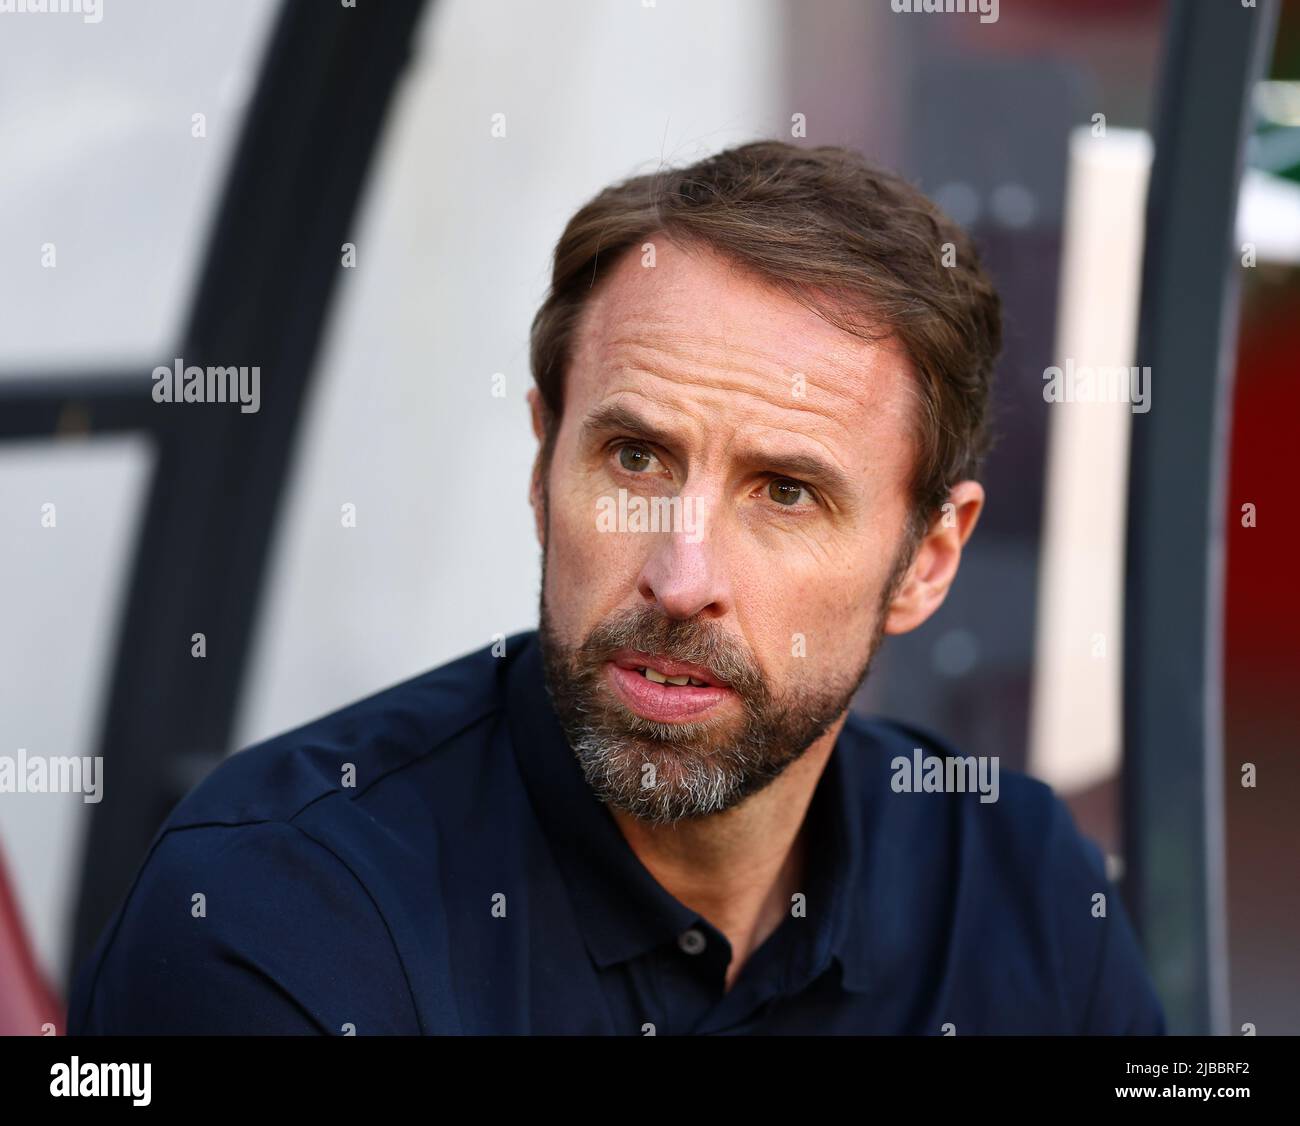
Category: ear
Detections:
[
  {"x1": 527, "y1": 385, "x2": 547, "y2": 442},
  {"x1": 526, "y1": 387, "x2": 549, "y2": 547},
  {"x1": 883, "y1": 480, "x2": 984, "y2": 636}
]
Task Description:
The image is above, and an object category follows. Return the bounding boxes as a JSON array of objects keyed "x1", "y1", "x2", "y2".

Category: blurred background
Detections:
[{"x1": 0, "y1": 0, "x2": 1295, "y2": 1036}]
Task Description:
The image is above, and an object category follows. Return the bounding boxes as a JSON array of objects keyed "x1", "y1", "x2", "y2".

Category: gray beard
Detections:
[{"x1": 537, "y1": 597, "x2": 885, "y2": 826}]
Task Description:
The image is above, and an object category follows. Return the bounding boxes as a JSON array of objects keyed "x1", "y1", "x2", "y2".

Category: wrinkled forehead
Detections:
[{"x1": 562, "y1": 238, "x2": 920, "y2": 476}]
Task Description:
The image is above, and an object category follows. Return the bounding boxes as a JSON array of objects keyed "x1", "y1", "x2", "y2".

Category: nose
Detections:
[{"x1": 635, "y1": 516, "x2": 732, "y2": 621}]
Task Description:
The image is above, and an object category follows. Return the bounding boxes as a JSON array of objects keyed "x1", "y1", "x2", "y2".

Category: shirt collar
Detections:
[{"x1": 507, "y1": 629, "x2": 874, "y2": 992}]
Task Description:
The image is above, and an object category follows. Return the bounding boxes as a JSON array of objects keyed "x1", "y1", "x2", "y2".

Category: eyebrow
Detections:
[{"x1": 579, "y1": 401, "x2": 856, "y2": 500}]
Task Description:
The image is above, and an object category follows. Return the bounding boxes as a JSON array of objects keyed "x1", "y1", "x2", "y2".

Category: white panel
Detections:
[
  {"x1": 1029, "y1": 127, "x2": 1152, "y2": 793},
  {"x1": 0, "y1": 0, "x2": 277, "y2": 372}
]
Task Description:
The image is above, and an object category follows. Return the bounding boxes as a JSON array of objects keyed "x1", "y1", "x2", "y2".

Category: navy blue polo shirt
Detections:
[{"x1": 68, "y1": 630, "x2": 1165, "y2": 1035}]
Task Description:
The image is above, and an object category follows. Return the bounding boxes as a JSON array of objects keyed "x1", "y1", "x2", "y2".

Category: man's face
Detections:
[{"x1": 533, "y1": 238, "x2": 925, "y2": 825}]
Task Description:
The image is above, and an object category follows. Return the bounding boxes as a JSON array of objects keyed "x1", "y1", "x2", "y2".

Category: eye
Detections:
[
  {"x1": 767, "y1": 478, "x2": 815, "y2": 508},
  {"x1": 616, "y1": 444, "x2": 658, "y2": 473}
]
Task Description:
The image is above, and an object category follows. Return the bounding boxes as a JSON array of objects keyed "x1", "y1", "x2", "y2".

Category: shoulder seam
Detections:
[
  {"x1": 278, "y1": 706, "x2": 502, "y2": 826},
  {"x1": 162, "y1": 705, "x2": 504, "y2": 834}
]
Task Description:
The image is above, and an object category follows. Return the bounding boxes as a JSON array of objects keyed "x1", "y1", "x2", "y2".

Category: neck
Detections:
[{"x1": 609, "y1": 715, "x2": 846, "y2": 991}]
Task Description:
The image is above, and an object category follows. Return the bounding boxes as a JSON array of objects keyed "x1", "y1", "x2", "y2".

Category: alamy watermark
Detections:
[
  {"x1": 891, "y1": 0, "x2": 998, "y2": 25},
  {"x1": 596, "y1": 489, "x2": 708, "y2": 543},
  {"x1": 891, "y1": 747, "x2": 1000, "y2": 804},
  {"x1": 50, "y1": 1057, "x2": 150, "y2": 1106},
  {"x1": 0, "y1": 0, "x2": 102, "y2": 23},
  {"x1": 1043, "y1": 359, "x2": 1151, "y2": 414},
  {"x1": 1, "y1": 749, "x2": 103, "y2": 803},
  {"x1": 152, "y1": 358, "x2": 260, "y2": 414}
]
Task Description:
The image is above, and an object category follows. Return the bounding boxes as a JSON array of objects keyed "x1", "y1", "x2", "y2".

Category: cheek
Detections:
[
  {"x1": 544, "y1": 480, "x2": 647, "y2": 627},
  {"x1": 733, "y1": 541, "x2": 888, "y2": 679}
]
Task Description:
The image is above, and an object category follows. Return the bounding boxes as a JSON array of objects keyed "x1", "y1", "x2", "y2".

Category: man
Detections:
[{"x1": 68, "y1": 141, "x2": 1165, "y2": 1035}]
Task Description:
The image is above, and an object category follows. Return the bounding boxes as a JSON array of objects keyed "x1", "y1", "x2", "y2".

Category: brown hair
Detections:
[{"x1": 529, "y1": 140, "x2": 1002, "y2": 537}]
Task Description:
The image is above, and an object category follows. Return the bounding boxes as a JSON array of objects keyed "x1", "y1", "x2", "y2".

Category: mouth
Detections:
[
  {"x1": 605, "y1": 649, "x2": 736, "y2": 723},
  {"x1": 610, "y1": 649, "x2": 728, "y2": 687}
]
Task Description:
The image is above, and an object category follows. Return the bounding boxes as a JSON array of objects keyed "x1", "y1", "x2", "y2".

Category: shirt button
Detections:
[{"x1": 677, "y1": 928, "x2": 707, "y2": 955}]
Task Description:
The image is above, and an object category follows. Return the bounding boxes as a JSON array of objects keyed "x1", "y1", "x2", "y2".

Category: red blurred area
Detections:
[
  {"x1": 1226, "y1": 289, "x2": 1300, "y2": 674},
  {"x1": 0, "y1": 841, "x2": 63, "y2": 1036},
  {"x1": 1223, "y1": 274, "x2": 1300, "y2": 1033}
]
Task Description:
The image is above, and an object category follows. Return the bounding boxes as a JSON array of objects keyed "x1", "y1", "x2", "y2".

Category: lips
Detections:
[
  {"x1": 605, "y1": 649, "x2": 735, "y2": 723},
  {"x1": 608, "y1": 649, "x2": 729, "y2": 689}
]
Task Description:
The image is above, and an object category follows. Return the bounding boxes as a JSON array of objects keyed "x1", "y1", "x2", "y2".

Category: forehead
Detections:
[{"x1": 563, "y1": 238, "x2": 917, "y2": 477}]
